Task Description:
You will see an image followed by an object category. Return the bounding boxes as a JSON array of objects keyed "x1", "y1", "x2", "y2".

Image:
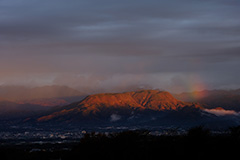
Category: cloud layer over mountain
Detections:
[{"x1": 1, "y1": 0, "x2": 240, "y2": 93}]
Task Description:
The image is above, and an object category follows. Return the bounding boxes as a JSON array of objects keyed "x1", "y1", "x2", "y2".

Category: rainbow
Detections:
[{"x1": 184, "y1": 74, "x2": 208, "y2": 100}]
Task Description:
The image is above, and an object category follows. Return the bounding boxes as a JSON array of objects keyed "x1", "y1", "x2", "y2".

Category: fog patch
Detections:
[
  {"x1": 204, "y1": 108, "x2": 240, "y2": 116},
  {"x1": 110, "y1": 114, "x2": 121, "y2": 122}
]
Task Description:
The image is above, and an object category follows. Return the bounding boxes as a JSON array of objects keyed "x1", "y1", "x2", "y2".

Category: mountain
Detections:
[
  {"x1": 36, "y1": 90, "x2": 209, "y2": 127},
  {"x1": 174, "y1": 89, "x2": 240, "y2": 111},
  {"x1": 0, "y1": 88, "x2": 238, "y2": 129}
]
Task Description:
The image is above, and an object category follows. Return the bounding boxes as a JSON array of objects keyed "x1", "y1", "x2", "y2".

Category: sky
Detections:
[{"x1": 0, "y1": 0, "x2": 240, "y2": 93}]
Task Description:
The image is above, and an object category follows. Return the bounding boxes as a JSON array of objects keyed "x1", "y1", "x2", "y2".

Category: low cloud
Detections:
[
  {"x1": 110, "y1": 114, "x2": 121, "y2": 122},
  {"x1": 204, "y1": 108, "x2": 240, "y2": 116}
]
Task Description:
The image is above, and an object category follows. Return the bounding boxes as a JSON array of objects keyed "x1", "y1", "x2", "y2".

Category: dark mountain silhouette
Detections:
[
  {"x1": 174, "y1": 89, "x2": 240, "y2": 111},
  {"x1": 0, "y1": 85, "x2": 87, "y2": 122},
  {"x1": 0, "y1": 101, "x2": 49, "y2": 120},
  {"x1": 0, "y1": 85, "x2": 86, "y2": 117}
]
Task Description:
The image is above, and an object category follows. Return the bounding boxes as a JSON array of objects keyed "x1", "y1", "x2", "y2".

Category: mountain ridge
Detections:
[{"x1": 37, "y1": 90, "x2": 202, "y2": 122}]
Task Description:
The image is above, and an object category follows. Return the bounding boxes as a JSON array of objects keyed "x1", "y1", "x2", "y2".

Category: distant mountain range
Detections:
[
  {"x1": 0, "y1": 85, "x2": 86, "y2": 119},
  {"x1": 174, "y1": 89, "x2": 240, "y2": 111},
  {"x1": 0, "y1": 101, "x2": 47, "y2": 120},
  {"x1": 1, "y1": 86, "x2": 240, "y2": 129}
]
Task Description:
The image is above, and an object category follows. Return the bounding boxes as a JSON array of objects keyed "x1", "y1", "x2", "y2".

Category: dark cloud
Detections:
[{"x1": 0, "y1": 0, "x2": 240, "y2": 93}]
